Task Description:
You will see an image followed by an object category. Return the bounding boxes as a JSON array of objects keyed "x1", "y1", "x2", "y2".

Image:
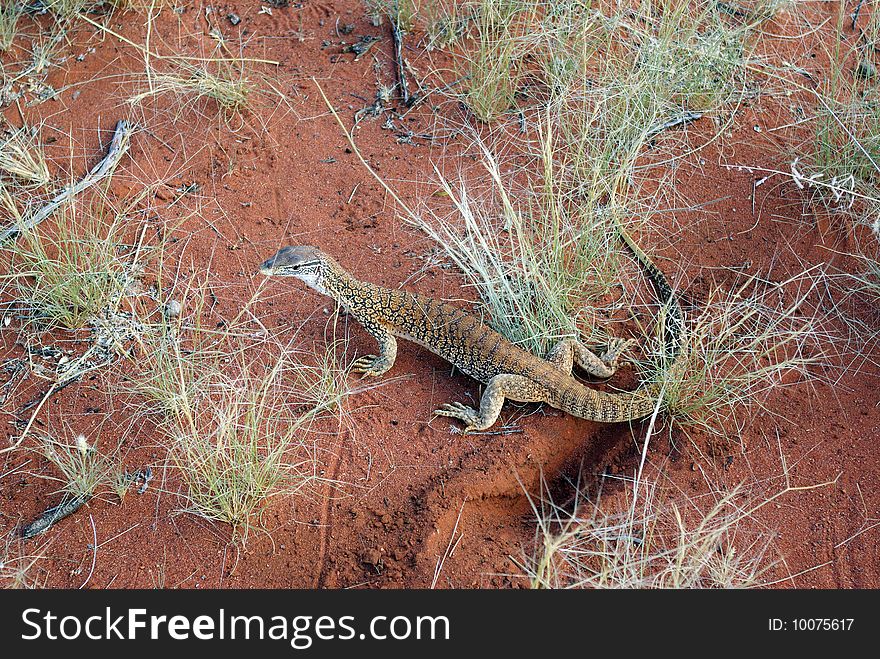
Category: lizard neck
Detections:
[{"x1": 322, "y1": 262, "x2": 384, "y2": 314}]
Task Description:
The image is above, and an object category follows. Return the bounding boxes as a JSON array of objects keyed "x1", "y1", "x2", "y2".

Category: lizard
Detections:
[{"x1": 259, "y1": 222, "x2": 684, "y2": 432}]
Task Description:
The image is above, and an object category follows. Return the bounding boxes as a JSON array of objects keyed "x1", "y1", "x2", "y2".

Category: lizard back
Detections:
[{"x1": 331, "y1": 276, "x2": 564, "y2": 385}]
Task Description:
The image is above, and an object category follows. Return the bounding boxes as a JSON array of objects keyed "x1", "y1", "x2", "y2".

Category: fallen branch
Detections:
[
  {"x1": 853, "y1": 0, "x2": 867, "y2": 30},
  {"x1": 0, "y1": 120, "x2": 134, "y2": 244},
  {"x1": 20, "y1": 493, "x2": 92, "y2": 539},
  {"x1": 390, "y1": 20, "x2": 411, "y2": 107},
  {"x1": 645, "y1": 111, "x2": 703, "y2": 139}
]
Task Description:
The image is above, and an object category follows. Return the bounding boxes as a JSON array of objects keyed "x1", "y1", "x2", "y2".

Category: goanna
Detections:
[{"x1": 259, "y1": 224, "x2": 684, "y2": 433}]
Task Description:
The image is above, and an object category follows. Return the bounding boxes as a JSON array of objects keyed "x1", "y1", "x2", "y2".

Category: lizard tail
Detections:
[{"x1": 612, "y1": 217, "x2": 685, "y2": 363}]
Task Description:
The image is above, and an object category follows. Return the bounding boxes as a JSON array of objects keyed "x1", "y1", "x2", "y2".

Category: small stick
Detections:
[
  {"x1": 78, "y1": 13, "x2": 279, "y2": 66},
  {"x1": 852, "y1": 0, "x2": 867, "y2": 30},
  {"x1": 715, "y1": 1, "x2": 751, "y2": 20},
  {"x1": 2, "y1": 382, "x2": 58, "y2": 456},
  {"x1": 751, "y1": 177, "x2": 756, "y2": 216},
  {"x1": 390, "y1": 18, "x2": 411, "y2": 107},
  {"x1": 79, "y1": 514, "x2": 98, "y2": 589},
  {"x1": 21, "y1": 493, "x2": 92, "y2": 539},
  {"x1": 645, "y1": 111, "x2": 703, "y2": 139},
  {"x1": 0, "y1": 120, "x2": 134, "y2": 243}
]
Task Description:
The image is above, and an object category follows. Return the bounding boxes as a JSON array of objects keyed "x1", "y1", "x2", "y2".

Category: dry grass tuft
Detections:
[{"x1": 0, "y1": 126, "x2": 51, "y2": 187}]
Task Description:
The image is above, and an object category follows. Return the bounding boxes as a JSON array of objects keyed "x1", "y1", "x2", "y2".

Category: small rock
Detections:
[
  {"x1": 163, "y1": 300, "x2": 183, "y2": 319},
  {"x1": 227, "y1": 13, "x2": 241, "y2": 26},
  {"x1": 362, "y1": 549, "x2": 382, "y2": 566},
  {"x1": 856, "y1": 59, "x2": 876, "y2": 80}
]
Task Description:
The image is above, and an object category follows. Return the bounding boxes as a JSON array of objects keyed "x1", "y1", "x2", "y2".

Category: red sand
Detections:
[{"x1": 1, "y1": 2, "x2": 878, "y2": 588}]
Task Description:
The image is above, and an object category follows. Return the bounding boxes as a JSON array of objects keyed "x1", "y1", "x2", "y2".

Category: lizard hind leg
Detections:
[
  {"x1": 434, "y1": 374, "x2": 549, "y2": 433},
  {"x1": 546, "y1": 337, "x2": 634, "y2": 379}
]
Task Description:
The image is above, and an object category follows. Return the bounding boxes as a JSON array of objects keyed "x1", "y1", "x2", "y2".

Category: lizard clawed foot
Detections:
[
  {"x1": 350, "y1": 354, "x2": 389, "y2": 377},
  {"x1": 434, "y1": 402, "x2": 483, "y2": 434}
]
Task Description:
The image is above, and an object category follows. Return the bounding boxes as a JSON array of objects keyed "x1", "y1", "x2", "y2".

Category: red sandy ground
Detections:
[{"x1": 1, "y1": 2, "x2": 878, "y2": 588}]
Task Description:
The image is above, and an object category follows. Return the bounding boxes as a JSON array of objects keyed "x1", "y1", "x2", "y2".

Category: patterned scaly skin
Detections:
[{"x1": 260, "y1": 230, "x2": 682, "y2": 432}]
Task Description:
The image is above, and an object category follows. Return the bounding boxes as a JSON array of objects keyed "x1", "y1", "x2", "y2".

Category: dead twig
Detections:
[
  {"x1": 390, "y1": 20, "x2": 411, "y2": 107},
  {"x1": 0, "y1": 120, "x2": 134, "y2": 243},
  {"x1": 646, "y1": 111, "x2": 703, "y2": 139},
  {"x1": 79, "y1": 514, "x2": 98, "y2": 589},
  {"x1": 20, "y1": 493, "x2": 92, "y2": 539},
  {"x1": 852, "y1": 0, "x2": 867, "y2": 30}
]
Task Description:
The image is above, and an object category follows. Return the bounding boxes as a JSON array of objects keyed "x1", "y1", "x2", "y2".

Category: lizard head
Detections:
[{"x1": 259, "y1": 245, "x2": 333, "y2": 294}]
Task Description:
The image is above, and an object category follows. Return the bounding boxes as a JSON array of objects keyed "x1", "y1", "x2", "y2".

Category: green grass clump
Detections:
[
  {"x1": 127, "y1": 283, "x2": 353, "y2": 542},
  {"x1": 542, "y1": 0, "x2": 757, "y2": 203},
  {"x1": 806, "y1": 83, "x2": 880, "y2": 226},
  {"x1": 159, "y1": 352, "x2": 341, "y2": 543},
  {"x1": 433, "y1": 0, "x2": 760, "y2": 126},
  {"x1": 457, "y1": 0, "x2": 532, "y2": 122},
  {"x1": 419, "y1": 134, "x2": 624, "y2": 356},
  {"x1": 127, "y1": 292, "x2": 220, "y2": 421},
  {"x1": 40, "y1": 1, "x2": 157, "y2": 17},
  {"x1": 34, "y1": 433, "x2": 123, "y2": 501},
  {"x1": 2, "y1": 199, "x2": 134, "y2": 331},
  {"x1": 648, "y1": 269, "x2": 828, "y2": 437},
  {"x1": 424, "y1": 1, "x2": 474, "y2": 50},
  {"x1": 0, "y1": 3, "x2": 24, "y2": 52},
  {"x1": 769, "y1": 4, "x2": 880, "y2": 249}
]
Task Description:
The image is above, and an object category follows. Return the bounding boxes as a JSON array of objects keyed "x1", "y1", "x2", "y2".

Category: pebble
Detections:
[
  {"x1": 855, "y1": 59, "x2": 876, "y2": 80},
  {"x1": 163, "y1": 299, "x2": 183, "y2": 319}
]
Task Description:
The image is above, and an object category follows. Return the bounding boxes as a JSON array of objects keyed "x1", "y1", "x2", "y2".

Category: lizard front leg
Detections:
[
  {"x1": 350, "y1": 315, "x2": 398, "y2": 377},
  {"x1": 435, "y1": 373, "x2": 548, "y2": 433}
]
